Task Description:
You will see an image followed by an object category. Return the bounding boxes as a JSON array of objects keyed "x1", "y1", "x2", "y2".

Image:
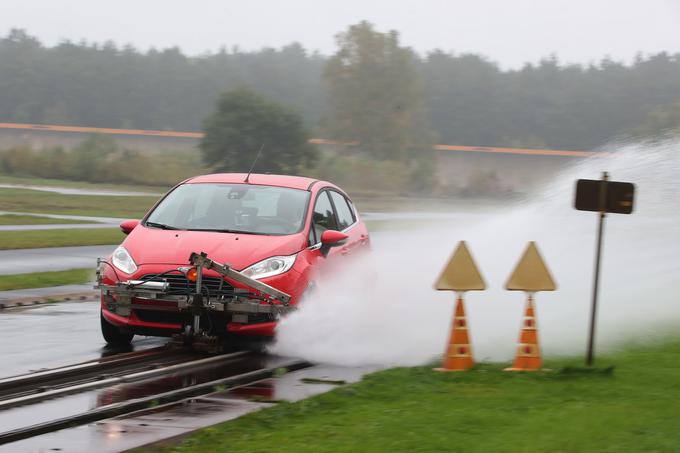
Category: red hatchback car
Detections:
[{"x1": 98, "y1": 173, "x2": 370, "y2": 346}]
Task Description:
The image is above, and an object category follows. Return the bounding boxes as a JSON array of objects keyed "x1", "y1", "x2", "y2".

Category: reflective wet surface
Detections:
[
  {"x1": 0, "y1": 364, "x2": 379, "y2": 453},
  {"x1": 223, "y1": 364, "x2": 381, "y2": 403},
  {"x1": 0, "y1": 301, "x2": 165, "y2": 377},
  {"x1": 0, "y1": 299, "x2": 380, "y2": 453},
  {"x1": 0, "y1": 184, "x2": 159, "y2": 197},
  {"x1": 0, "y1": 235, "x2": 388, "y2": 452},
  {"x1": 0, "y1": 398, "x2": 269, "y2": 453},
  {"x1": 0, "y1": 245, "x2": 114, "y2": 275},
  {"x1": 0, "y1": 353, "x2": 289, "y2": 433},
  {"x1": 0, "y1": 223, "x2": 120, "y2": 231}
]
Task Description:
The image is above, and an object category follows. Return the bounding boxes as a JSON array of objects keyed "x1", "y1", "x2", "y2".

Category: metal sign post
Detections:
[
  {"x1": 585, "y1": 172, "x2": 607, "y2": 367},
  {"x1": 575, "y1": 172, "x2": 635, "y2": 367}
]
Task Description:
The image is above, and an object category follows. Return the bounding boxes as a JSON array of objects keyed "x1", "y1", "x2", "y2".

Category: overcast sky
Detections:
[{"x1": 2, "y1": 0, "x2": 679, "y2": 68}]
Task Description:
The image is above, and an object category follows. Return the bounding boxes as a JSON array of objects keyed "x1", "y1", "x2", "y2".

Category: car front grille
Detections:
[{"x1": 139, "y1": 273, "x2": 235, "y2": 296}]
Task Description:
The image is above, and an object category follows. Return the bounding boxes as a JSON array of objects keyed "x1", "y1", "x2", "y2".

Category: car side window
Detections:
[
  {"x1": 310, "y1": 191, "x2": 338, "y2": 244},
  {"x1": 329, "y1": 191, "x2": 355, "y2": 230}
]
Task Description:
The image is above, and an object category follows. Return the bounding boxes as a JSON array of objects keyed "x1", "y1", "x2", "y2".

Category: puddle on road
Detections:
[
  {"x1": 0, "y1": 360, "x2": 378, "y2": 452},
  {"x1": 0, "y1": 354, "x2": 273, "y2": 432},
  {"x1": 94, "y1": 354, "x2": 287, "y2": 407},
  {"x1": 0, "y1": 301, "x2": 167, "y2": 377}
]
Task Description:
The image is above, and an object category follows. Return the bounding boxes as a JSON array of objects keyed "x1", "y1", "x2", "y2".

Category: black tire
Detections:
[{"x1": 100, "y1": 311, "x2": 134, "y2": 345}]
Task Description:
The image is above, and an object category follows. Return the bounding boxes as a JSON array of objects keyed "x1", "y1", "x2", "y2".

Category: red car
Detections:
[{"x1": 98, "y1": 173, "x2": 370, "y2": 346}]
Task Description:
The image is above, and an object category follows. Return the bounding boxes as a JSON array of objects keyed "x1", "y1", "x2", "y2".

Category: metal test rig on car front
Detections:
[{"x1": 97, "y1": 251, "x2": 294, "y2": 350}]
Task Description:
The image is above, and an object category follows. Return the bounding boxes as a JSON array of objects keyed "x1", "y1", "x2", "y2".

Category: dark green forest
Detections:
[{"x1": 1, "y1": 28, "x2": 679, "y2": 150}]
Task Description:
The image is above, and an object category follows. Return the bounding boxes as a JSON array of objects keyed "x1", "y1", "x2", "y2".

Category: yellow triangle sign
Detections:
[
  {"x1": 434, "y1": 241, "x2": 486, "y2": 292},
  {"x1": 505, "y1": 242, "x2": 557, "y2": 292}
]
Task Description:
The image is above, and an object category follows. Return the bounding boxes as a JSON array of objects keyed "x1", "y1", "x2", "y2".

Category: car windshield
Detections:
[{"x1": 145, "y1": 183, "x2": 310, "y2": 235}]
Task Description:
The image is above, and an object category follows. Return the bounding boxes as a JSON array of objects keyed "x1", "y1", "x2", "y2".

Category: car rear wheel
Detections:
[{"x1": 100, "y1": 310, "x2": 134, "y2": 345}]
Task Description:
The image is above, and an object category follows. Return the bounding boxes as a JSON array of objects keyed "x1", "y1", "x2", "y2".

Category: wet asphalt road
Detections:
[
  {"x1": 0, "y1": 223, "x2": 120, "y2": 231},
  {"x1": 0, "y1": 245, "x2": 114, "y2": 275},
  {"x1": 0, "y1": 211, "x2": 121, "y2": 231},
  {"x1": 0, "y1": 223, "x2": 118, "y2": 231},
  {"x1": 0, "y1": 301, "x2": 164, "y2": 377},
  {"x1": 0, "y1": 210, "x2": 123, "y2": 224},
  {"x1": 0, "y1": 183, "x2": 160, "y2": 197},
  {"x1": 0, "y1": 299, "x2": 376, "y2": 453}
]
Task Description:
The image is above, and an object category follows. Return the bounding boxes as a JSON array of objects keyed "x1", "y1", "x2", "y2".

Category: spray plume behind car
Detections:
[{"x1": 272, "y1": 139, "x2": 680, "y2": 367}]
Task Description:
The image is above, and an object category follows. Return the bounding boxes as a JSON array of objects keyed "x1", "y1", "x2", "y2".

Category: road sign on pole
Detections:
[{"x1": 575, "y1": 172, "x2": 635, "y2": 366}]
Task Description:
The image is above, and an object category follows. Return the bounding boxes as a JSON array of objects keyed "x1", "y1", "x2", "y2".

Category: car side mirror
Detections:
[
  {"x1": 319, "y1": 230, "x2": 348, "y2": 257},
  {"x1": 120, "y1": 219, "x2": 140, "y2": 235}
]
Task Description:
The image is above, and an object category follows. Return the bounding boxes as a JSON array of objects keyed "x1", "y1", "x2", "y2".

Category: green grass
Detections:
[
  {"x1": 0, "y1": 188, "x2": 157, "y2": 218},
  {"x1": 0, "y1": 214, "x2": 97, "y2": 225},
  {"x1": 0, "y1": 228, "x2": 123, "y2": 249},
  {"x1": 0, "y1": 174, "x2": 168, "y2": 193},
  {"x1": 0, "y1": 268, "x2": 93, "y2": 291},
  {"x1": 145, "y1": 340, "x2": 680, "y2": 453}
]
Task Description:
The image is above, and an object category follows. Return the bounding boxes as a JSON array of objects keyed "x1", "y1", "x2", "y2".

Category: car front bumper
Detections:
[{"x1": 97, "y1": 252, "x2": 299, "y2": 338}]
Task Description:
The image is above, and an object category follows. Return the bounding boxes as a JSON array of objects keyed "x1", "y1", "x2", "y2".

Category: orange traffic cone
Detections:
[
  {"x1": 435, "y1": 295, "x2": 474, "y2": 371},
  {"x1": 505, "y1": 294, "x2": 542, "y2": 371}
]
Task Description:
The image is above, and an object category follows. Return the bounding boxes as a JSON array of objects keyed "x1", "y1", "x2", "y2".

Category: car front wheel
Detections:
[{"x1": 100, "y1": 310, "x2": 134, "y2": 345}]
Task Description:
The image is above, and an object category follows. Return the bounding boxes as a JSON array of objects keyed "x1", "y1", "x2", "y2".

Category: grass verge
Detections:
[
  {"x1": 0, "y1": 268, "x2": 93, "y2": 291},
  {"x1": 0, "y1": 214, "x2": 97, "y2": 225},
  {"x1": 0, "y1": 228, "x2": 123, "y2": 249},
  {"x1": 143, "y1": 340, "x2": 680, "y2": 453},
  {"x1": 0, "y1": 188, "x2": 157, "y2": 218}
]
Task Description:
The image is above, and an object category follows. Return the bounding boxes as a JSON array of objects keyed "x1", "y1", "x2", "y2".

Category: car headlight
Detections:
[
  {"x1": 241, "y1": 255, "x2": 296, "y2": 280},
  {"x1": 112, "y1": 246, "x2": 138, "y2": 275}
]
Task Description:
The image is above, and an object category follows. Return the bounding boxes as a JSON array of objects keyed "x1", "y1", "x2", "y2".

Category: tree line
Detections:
[{"x1": 1, "y1": 26, "x2": 679, "y2": 151}]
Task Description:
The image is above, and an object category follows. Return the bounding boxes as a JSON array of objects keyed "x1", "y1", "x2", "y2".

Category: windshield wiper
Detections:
[
  {"x1": 187, "y1": 228, "x2": 259, "y2": 235},
  {"x1": 145, "y1": 221, "x2": 179, "y2": 230}
]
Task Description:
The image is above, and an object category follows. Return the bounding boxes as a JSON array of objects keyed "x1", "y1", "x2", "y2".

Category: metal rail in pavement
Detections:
[
  {"x1": 0, "y1": 350, "x2": 250, "y2": 409},
  {"x1": 0, "y1": 357, "x2": 310, "y2": 445},
  {"x1": 0, "y1": 346, "x2": 169, "y2": 394}
]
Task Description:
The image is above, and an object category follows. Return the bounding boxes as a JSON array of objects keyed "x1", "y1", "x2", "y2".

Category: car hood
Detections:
[{"x1": 122, "y1": 226, "x2": 307, "y2": 270}]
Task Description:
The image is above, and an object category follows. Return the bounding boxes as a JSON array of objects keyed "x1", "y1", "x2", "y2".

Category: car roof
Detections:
[{"x1": 184, "y1": 173, "x2": 320, "y2": 191}]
